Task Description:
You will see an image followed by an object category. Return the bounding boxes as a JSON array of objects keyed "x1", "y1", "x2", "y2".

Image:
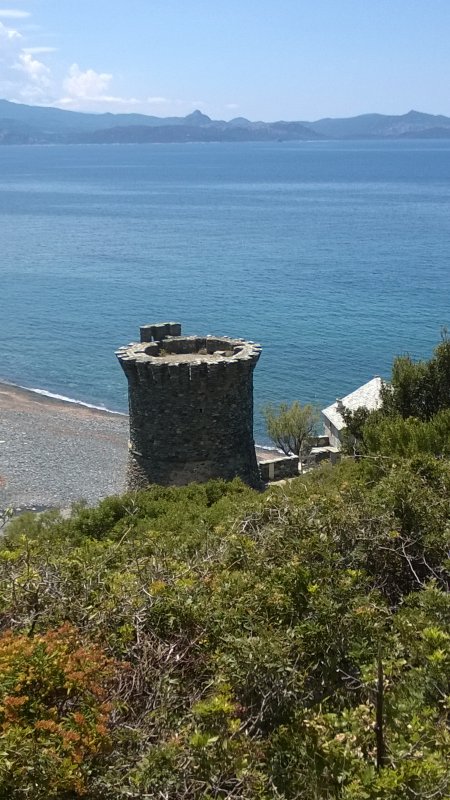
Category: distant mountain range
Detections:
[{"x1": 1, "y1": 100, "x2": 450, "y2": 144}]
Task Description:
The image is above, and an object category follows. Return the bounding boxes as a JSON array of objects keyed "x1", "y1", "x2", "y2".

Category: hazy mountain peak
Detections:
[
  {"x1": 184, "y1": 109, "x2": 212, "y2": 125},
  {"x1": 1, "y1": 99, "x2": 450, "y2": 144},
  {"x1": 404, "y1": 109, "x2": 427, "y2": 119}
]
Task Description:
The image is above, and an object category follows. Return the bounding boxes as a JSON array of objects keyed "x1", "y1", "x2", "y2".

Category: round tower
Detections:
[{"x1": 116, "y1": 322, "x2": 262, "y2": 489}]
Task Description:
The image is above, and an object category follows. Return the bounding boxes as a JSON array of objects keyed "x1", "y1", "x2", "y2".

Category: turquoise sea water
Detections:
[{"x1": 1, "y1": 140, "x2": 450, "y2": 440}]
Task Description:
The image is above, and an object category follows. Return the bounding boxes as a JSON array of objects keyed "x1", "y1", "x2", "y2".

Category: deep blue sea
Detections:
[{"x1": 1, "y1": 140, "x2": 450, "y2": 440}]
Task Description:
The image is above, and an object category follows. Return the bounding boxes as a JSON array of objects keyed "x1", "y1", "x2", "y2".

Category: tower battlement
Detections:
[
  {"x1": 116, "y1": 331, "x2": 261, "y2": 383},
  {"x1": 116, "y1": 323, "x2": 262, "y2": 489}
]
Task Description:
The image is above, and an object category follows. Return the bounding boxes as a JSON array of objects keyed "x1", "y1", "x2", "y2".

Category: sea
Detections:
[{"x1": 1, "y1": 139, "x2": 450, "y2": 441}]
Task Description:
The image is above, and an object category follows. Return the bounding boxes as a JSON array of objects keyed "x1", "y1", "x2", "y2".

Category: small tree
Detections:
[
  {"x1": 383, "y1": 330, "x2": 450, "y2": 421},
  {"x1": 261, "y1": 401, "x2": 318, "y2": 467},
  {"x1": 340, "y1": 405, "x2": 375, "y2": 455}
]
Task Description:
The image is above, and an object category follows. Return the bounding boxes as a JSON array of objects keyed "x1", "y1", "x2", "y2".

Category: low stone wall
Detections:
[
  {"x1": 258, "y1": 454, "x2": 299, "y2": 482},
  {"x1": 307, "y1": 446, "x2": 341, "y2": 468},
  {"x1": 311, "y1": 435, "x2": 330, "y2": 447}
]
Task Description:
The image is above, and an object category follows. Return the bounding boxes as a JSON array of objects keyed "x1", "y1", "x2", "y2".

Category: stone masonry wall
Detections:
[
  {"x1": 116, "y1": 324, "x2": 262, "y2": 489},
  {"x1": 259, "y1": 454, "x2": 299, "y2": 482}
]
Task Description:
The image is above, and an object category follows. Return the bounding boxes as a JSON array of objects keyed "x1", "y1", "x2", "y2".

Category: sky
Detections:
[{"x1": 0, "y1": 0, "x2": 450, "y2": 121}]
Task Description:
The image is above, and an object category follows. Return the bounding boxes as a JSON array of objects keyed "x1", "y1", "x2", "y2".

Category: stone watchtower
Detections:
[{"x1": 116, "y1": 322, "x2": 262, "y2": 489}]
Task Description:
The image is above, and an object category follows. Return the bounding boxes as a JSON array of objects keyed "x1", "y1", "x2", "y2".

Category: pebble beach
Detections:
[{"x1": 0, "y1": 382, "x2": 128, "y2": 513}]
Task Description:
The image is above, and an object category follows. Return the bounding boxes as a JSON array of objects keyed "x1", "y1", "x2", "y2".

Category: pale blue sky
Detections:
[{"x1": 1, "y1": 0, "x2": 449, "y2": 120}]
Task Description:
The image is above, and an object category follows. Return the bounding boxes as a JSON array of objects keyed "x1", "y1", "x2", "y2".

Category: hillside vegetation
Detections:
[
  {"x1": 1, "y1": 340, "x2": 450, "y2": 799},
  {"x1": 343, "y1": 333, "x2": 450, "y2": 458}
]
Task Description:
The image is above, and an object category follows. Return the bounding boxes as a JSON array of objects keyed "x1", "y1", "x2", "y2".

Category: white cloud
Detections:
[
  {"x1": 146, "y1": 96, "x2": 169, "y2": 105},
  {"x1": 225, "y1": 103, "x2": 239, "y2": 110},
  {"x1": 17, "y1": 51, "x2": 50, "y2": 83},
  {"x1": 58, "y1": 63, "x2": 146, "y2": 110},
  {"x1": 24, "y1": 46, "x2": 57, "y2": 54},
  {"x1": 0, "y1": 17, "x2": 20, "y2": 48},
  {"x1": 62, "y1": 62, "x2": 112, "y2": 101},
  {"x1": 0, "y1": 18, "x2": 181, "y2": 115},
  {"x1": 0, "y1": 19, "x2": 53, "y2": 102},
  {"x1": 0, "y1": 9, "x2": 30, "y2": 19}
]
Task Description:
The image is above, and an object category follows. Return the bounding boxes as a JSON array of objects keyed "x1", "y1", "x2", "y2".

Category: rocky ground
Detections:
[{"x1": 0, "y1": 383, "x2": 128, "y2": 513}]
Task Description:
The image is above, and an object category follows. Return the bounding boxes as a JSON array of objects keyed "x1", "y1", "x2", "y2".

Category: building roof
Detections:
[{"x1": 321, "y1": 376, "x2": 383, "y2": 432}]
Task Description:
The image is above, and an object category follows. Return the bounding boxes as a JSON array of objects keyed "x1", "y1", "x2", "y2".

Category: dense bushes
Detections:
[
  {"x1": 343, "y1": 335, "x2": 450, "y2": 457},
  {"x1": 0, "y1": 625, "x2": 117, "y2": 799},
  {"x1": 383, "y1": 335, "x2": 450, "y2": 421},
  {"x1": 0, "y1": 464, "x2": 449, "y2": 798},
  {"x1": 362, "y1": 408, "x2": 450, "y2": 457}
]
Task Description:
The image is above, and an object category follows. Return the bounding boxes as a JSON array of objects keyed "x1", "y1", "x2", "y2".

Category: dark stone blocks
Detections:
[{"x1": 117, "y1": 323, "x2": 262, "y2": 490}]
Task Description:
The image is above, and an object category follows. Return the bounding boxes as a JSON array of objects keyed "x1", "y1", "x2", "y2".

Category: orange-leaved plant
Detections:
[{"x1": 0, "y1": 623, "x2": 118, "y2": 798}]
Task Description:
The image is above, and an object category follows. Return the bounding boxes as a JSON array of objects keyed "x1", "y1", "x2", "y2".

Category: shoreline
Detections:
[
  {"x1": 0, "y1": 379, "x2": 127, "y2": 416},
  {"x1": 0, "y1": 381, "x2": 129, "y2": 512},
  {"x1": 0, "y1": 380, "x2": 278, "y2": 514}
]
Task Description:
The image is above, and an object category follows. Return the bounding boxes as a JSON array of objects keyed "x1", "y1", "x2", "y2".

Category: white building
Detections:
[{"x1": 321, "y1": 376, "x2": 383, "y2": 449}]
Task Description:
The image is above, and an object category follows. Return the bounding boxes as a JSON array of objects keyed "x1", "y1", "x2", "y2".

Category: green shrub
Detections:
[{"x1": 0, "y1": 462, "x2": 449, "y2": 798}]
